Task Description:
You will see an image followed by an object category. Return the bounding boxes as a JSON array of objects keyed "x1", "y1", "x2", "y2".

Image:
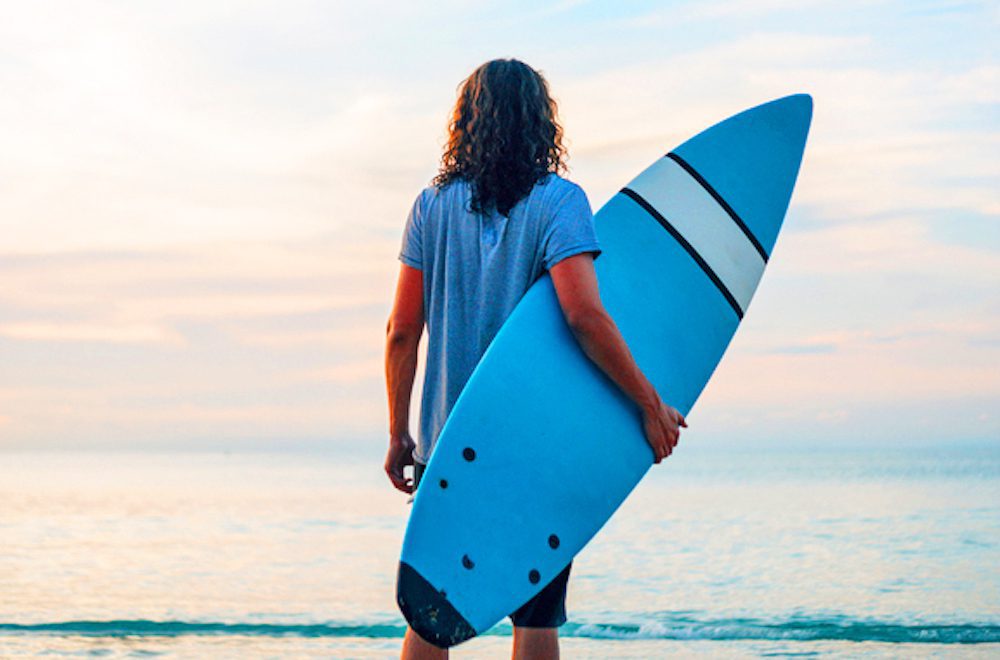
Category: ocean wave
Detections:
[
  {"x1": 1, "y1": 616, "x2": 997, "y2": 644},
  {"x1": 563, "y1": 618, "x2": 1000, "y2": 644}
]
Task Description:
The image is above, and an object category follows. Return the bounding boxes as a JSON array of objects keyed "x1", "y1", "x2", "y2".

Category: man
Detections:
[{"x1": 385, "y1": 58, "x2": 686, "y2": 660}]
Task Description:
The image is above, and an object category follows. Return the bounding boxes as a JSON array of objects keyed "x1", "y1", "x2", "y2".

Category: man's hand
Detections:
[
  {"x1": 385, "y1": 433, "x2": 416, "y2": 494},
  {"x1": 642, "y1": 400, "x2": 688, "y2": 463}
]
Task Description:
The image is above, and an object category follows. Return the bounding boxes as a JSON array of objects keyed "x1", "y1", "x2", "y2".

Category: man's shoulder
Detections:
[
  {"x1": 536, "y1": 173, "x2": 583, "y2": 194},
  {"x1": 415, "y1": 179, "x2": 471, "y2": 212},
  {"x1": 531, "y1": 174, "x2": 590, "y2": 215}
]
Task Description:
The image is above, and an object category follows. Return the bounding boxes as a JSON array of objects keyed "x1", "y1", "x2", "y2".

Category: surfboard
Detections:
[{"x1": 397, "y1": 94, "x2": 813, "y2": 647}]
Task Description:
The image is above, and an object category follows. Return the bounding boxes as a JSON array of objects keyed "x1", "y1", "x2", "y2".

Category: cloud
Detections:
[
  {"x1": 0, "y1": 235, "x2": 398, "y2": 448},
  {"x1": 764, "y1": 342, "x2": 838, "y2": 355},
  {"x1": 0, "y1": 1, "x2": 995, "y2": 449},
  {"x1": 620, "y1": 0, "x2": 891, "y2": 25},
  {"x1": 0, "y1": 322, "x2": 184, "y2": 345},
  {"x1": 558, "y1": 34, "x2": 999, "y2": 227},
  {"x1": 282, "y1": 359, "x2": 384, "y2": 385},
  {"x1": 0, "y1": 3, "x2": 444, "y2": 253},
  {"x1": 0, "y1": 238, "x2": 398, "y2": 340}
]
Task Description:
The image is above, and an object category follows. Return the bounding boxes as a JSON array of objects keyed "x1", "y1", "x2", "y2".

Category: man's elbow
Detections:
[
  {"x1": 386, "y1": 318, "x2": 423, "y2": 347},
  {"x1": 563, "y1": 304, "x2": 607, "y2": 338}
]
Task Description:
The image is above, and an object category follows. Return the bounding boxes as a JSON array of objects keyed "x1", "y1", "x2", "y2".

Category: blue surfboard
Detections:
[{"x1": 397, "y1": 94, "x2": 813, "y2": 647}]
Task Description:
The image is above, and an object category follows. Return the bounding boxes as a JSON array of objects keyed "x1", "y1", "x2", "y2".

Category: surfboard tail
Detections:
[{"x1": 397, "y1": 561, "x2": 478, "y2": 648}]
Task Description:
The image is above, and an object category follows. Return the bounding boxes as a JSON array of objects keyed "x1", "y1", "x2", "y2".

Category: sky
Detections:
[{"x1": 0, "y1": 0, "x2": 997, "y2": 451}]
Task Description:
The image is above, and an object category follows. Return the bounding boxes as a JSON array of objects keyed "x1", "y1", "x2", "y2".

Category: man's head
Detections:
[{"x1": 435, "y1": 58, "x2": 567, "y2": 217}]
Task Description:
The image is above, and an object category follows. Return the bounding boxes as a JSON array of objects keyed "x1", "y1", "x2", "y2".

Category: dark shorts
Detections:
[{"x1": 413, "y1": 461, "x2": 571, "y2": 628}]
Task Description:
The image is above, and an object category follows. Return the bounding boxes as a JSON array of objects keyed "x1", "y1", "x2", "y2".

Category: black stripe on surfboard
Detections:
[
  {"x1": 620, "y1": 187, "x2": 744, "y2": 320},
  {"x1": 666, "y1": 152, "x2": 769, "y2": 264}
]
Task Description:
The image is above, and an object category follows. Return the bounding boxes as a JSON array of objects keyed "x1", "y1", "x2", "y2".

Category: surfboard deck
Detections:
[{"x1": 397, "y1": 94, "x2": 813, "y2": 647}]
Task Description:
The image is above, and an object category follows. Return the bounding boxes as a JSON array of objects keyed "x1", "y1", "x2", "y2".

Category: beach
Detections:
[{"x1": 3, "y1": 442, "x2": 997, "y2": 657}]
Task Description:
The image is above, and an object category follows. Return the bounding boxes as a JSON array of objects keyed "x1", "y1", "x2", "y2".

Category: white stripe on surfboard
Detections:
[{"x1": 626, "y1": 156, "x2": 766, "y2": 314}]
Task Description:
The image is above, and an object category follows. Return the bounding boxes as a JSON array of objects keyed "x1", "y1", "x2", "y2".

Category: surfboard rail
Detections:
[{"x1": 397, "y1": 93, "x2": 814, "y2": 647}]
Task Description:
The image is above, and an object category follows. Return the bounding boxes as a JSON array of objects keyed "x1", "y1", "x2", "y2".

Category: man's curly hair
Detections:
[{"x1": 433, "y1": 59, "x2": 567, "y2": 217}]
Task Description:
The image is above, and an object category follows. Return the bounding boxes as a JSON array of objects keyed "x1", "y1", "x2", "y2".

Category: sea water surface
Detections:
[{"x1": 2, "y1": 442, "x2": 998, "y2": 658}]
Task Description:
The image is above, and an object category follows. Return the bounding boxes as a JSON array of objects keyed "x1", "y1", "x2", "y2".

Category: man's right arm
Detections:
[{"x1": 549, "y1": 253, "x2": 687, "y2": 463}]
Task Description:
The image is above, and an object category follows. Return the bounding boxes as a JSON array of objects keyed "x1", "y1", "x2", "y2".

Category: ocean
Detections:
[{"x1": 2, "y1": 442, "x2": 997, "y2": 658}]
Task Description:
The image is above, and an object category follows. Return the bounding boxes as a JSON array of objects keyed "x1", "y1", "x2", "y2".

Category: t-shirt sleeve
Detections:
[
  {"x1": 541, "y1": 183, "x2": 602, "y2": 271},
  {"x1": 398, "y1": 189, "x2": 425, "y2": 270}
]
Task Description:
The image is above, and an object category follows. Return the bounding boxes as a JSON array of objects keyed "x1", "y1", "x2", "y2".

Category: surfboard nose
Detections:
[
  {"x1": 396, "y1": 561, "x2": 477, "y2": 648},
  {"x1": 671, "y1": 93, "x2": 814, "y2": 258}
]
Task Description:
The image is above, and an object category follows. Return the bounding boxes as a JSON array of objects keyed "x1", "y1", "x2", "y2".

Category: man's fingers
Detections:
[
  {"x1": 390, "y1": 451, "x2": 413, "y2": 470},
  {"x1": 679, "y1": 414, "x2": 688, "y2": 427},
  {"x1": 652, "y1": 439, "x2": 672, "y2": 463},
  {"x1": 385, "y1": 458, "x2": 414, "y2": 494},
  {"x1": 388, "y1": 471, "x2": 412, "y2": 494},
  {"x1": 384, "y1": 437, "x2": 417, "y2": 495}
]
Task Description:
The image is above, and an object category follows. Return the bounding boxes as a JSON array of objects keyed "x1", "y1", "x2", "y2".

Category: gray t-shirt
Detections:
[{"x1": 399, "y1": 174, "x2": 601, "y2": 464}]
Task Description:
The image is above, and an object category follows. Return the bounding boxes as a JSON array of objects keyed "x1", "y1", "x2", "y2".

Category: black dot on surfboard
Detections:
[
  {"x1": 548, "y1": 534, "x2": 560, "y2": 549},
  {"x1": 462, "y1": 554, "x2": 475, "y2": 570},
  {"x1": 462, "y1": 447, "x2": 476, "y2": 462},
  {"x1": 439, "y1": 479, "x2": 448, "y2": 489},
  {"x1": 528, "y1": 569, "x2": 541, "y2": 584}
]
